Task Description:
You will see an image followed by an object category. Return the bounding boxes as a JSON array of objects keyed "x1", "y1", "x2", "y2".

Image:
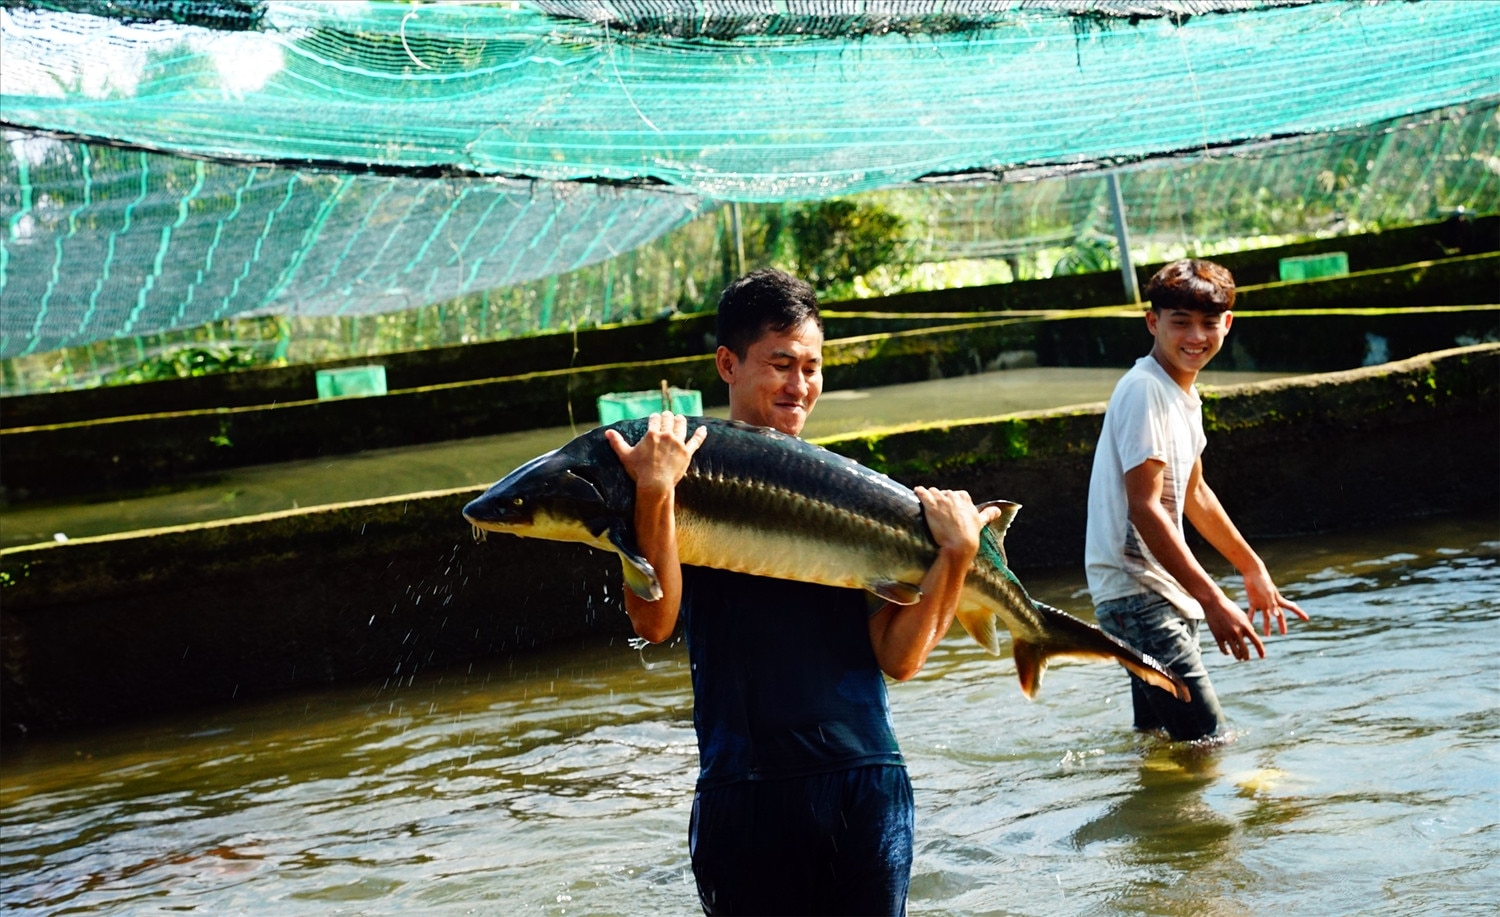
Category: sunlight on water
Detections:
[{"x1": 1, "y1": 513, "x2": 1496, "y2": 916}]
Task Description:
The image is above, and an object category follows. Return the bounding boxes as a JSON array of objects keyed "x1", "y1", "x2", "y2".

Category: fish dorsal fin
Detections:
[
  {"x1": 605, "y1": 525, "x2": 663, "y2": 601},
  {"x1": 976, "y1": 500, "x2": 1021, "y2": 567},
  {"x1": 865, "y1": 580, "x2": 923, "y2": 606}
]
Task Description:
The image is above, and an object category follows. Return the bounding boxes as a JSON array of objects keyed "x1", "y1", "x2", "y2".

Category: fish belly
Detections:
[{"x1": 675, "y1": 511, "x2": 925, "y2": 594}]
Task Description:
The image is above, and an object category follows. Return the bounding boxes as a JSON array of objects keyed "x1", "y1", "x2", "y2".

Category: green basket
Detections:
[
  {"x1": 1278, "y1": 251, "x2": 1350, "y2": 282},
  {"x1": 597, "y1": 388, "x2": 703, "y2": 425},
  {"x1": 315, "y1": 365, "x2": 388, "y2": 399}
]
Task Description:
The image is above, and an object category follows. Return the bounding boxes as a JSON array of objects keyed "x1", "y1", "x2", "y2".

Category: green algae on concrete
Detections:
[
  {"x1": 0, "y1": 318, "x2": 1040, "y2": 502},
  {"x1": 1038, "y1": 302, "x2": 1497, "y2": 372},
  {"x1": 1233, "y1": 251, "x2": 1498, "y2": 311},
  {"x1": 844, "y1": 215, "x2": 1497, "y2": 318},
  {"x1": 817, "y1": 406, "x2": 1104, "y2": 481},
  {"x1": 11, "y1": 292, "x2": 1493, "y2": 507}
]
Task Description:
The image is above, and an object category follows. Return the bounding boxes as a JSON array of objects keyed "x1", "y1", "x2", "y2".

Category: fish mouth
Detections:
[{"x1": 463, "y1": 515, "x2": 509, "y2": 531}]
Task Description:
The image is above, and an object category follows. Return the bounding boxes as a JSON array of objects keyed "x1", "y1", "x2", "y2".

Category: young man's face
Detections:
[
  {"x1": 1146, "y1": 307, "x2": 1232, "y2": 389},
  {"x1": 716, "y1": 318, "x2": 824, "y2": 436}
]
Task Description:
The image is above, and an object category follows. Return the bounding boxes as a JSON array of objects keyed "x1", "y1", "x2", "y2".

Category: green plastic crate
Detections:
[
  {"x1": 315, "y1": 365, "x2": 388, "y2": 399},
  {"x1": 597, "y1": 388, "x2": 703, "y2": 425},
  {"x1": 1278, "y1": 251, "x2": 1349, "y2": 282}
]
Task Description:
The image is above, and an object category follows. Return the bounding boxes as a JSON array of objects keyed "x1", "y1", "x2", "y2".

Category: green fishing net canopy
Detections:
[{"x1": 2, "y1": 0, "x2": 1497, "y2": 363}]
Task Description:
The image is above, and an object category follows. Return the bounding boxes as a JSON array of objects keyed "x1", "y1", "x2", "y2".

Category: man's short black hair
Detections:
[
  {"x1": 715, "y1": 268, "x2": 822, "y2": 359},
  {"x1": 1146, "y1": 259, "x2": 1236, "y2": 314}
]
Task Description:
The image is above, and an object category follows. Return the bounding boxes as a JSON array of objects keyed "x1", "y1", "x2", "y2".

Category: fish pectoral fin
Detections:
[
  {"x1": 604, "y1": 526, "x2": 663, "y2": 602},
  {"x1": 865, "y1": 580, "x2": 923, "y2": 606},
  {"x1": 618, "y1": 557, "x2": 663, "y2": 602},
  {"x1": 955, "y1": 603, "x2": 1003, "y2": 655}
]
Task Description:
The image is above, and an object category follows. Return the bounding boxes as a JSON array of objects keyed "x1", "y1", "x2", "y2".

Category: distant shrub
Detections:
[{"x1": 102, "y1": 343, "x2": 272, "y2": 385}]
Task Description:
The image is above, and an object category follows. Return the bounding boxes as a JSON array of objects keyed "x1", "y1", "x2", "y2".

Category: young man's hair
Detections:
[
  {"x1": 715, "y1": 268, "x2": 822, "y2": 358},
  {"x1": 1145, "y1": 259, "x2": 1236, "y2": 314}
]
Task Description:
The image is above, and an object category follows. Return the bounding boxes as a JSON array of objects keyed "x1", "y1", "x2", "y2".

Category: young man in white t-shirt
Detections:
[{"x1": 1085, "y1": 259, "x2": 1308, "y2": 742}]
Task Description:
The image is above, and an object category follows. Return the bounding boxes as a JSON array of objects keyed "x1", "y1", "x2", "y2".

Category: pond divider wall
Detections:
[
  {"x1": 3, "y1": 344, "x2": 1495, "y2": 735},
  {"x1": 3, "y1": 253, "x2": 1495, "y2": 502}
]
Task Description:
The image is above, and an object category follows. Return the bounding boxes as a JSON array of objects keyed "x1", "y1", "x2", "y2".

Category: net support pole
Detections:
[
  {"x1": 1108, "y1": 172, "x2": 1141, "y2": 304},
  {"x1": 730, "y1": 202, "x2": 746, "y2": 276}
]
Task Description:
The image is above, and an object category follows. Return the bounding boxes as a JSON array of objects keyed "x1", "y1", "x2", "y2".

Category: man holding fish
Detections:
[
  {"x1": 465, "y1": 268, "x2": 1189, "y2": 914},
  {"x1": 606, "y1": 268, "x2": 996, "y2": 916}
]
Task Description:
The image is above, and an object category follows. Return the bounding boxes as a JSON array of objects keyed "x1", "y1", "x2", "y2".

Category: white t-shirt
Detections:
[{"x1": 1085, "y1": 355, "x2": 1207, "y2": 620}]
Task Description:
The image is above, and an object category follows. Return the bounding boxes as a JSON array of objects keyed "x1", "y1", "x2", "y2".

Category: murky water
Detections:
[{"x1": 2, "y1": 511, "x2": 1495, "y2": 916}]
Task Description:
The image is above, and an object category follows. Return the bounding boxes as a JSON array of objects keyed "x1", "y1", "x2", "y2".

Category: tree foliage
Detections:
[{"x1": 783, "y1": 199, "x2": 906, "y2": 296}]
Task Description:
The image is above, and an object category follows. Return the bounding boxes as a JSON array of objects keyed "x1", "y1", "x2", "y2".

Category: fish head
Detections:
[{"x1": 462, "y1": 431, "x2": 629, "y2": 550}]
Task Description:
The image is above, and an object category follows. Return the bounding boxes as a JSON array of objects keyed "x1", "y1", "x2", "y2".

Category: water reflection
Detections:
[
  {"x1": 1072, "y1": 746, "x2": 1235, "y2": 864},
  {"x1": 1, "y1": 512, "x2": 1496, "y2": 916}
]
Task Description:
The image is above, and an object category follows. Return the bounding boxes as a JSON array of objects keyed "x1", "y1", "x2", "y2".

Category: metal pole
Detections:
[
  {"x1": 730, "y1": 202, "x2": 746, "y2": 276},
  {"x1": 1107, "y1": 172, "x2": 1141, "y2": 304}
]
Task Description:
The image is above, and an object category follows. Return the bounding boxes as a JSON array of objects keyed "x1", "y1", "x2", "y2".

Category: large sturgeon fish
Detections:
[{"x1": 463, "y1": 416, "x2": 1188, "y2": 701}]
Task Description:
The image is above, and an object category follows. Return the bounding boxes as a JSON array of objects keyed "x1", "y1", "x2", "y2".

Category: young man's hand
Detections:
[
  {"x1": 868, "y1": 488, "x2": 1002, "y2": 681},
  {"x1": 1200, "y1": 594, "x2": 1266, "y2": 661},
  {"x1": 1242, "y1": 567, "x2": 1310, "y2": 636},
  {"x1": 604, "y1": 411, "x2": 707, "y2": 644}
]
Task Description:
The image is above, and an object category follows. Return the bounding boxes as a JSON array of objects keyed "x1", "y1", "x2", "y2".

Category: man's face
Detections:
[
  {"x1": 716, "y1": 319, "x2": 824, "y2": 436},
  {"x1": 1147, "y1": 307, "x2": 1232, "y2": 388}
]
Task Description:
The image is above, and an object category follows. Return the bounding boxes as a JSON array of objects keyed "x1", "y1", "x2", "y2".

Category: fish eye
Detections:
[{"x1": 512, "y1": 497, "x2": 524, "y2": 507}]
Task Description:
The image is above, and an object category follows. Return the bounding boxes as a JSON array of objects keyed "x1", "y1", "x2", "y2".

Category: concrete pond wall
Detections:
[
  {"x1": 3, "y1": 344, "x2": 1495, "y2": 736},
  {"x1": 3, "y1": 251, "x2": 1496, "y2": 503}
]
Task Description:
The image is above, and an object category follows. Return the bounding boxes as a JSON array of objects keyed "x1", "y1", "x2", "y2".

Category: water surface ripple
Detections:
[{"x1": 2, "y1": 513, "x2": 1496, "y2": 916}]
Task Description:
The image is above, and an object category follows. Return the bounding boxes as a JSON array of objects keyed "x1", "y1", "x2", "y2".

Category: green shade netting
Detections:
[
  {"x1": 0, "y1": 144, "x2": 703, "y2": 356},
  {"x1": 5, "y1": 1, "x2": 1497, "y2": 195},
  {"x1": 1, "y1": 0, "x2": 1498, "y2": 361}
]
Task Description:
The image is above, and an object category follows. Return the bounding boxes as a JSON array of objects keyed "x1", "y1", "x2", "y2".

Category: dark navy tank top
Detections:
[{"x1": 679, "y1": 565, "x2": 904, "y2": 788}]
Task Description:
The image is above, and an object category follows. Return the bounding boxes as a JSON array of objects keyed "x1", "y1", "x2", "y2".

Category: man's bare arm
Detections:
[
  {"x1": 868, "y1": 488, "x2": 1000, "y2": 681},
  {"x1": 1124, "y1": 459, "x2": 1265, "y2": 660},
  {"x1": 604, "y1": 412, "x2": 707, "y2": 643},
  {"x1": 1184, "y1": 463, "x2": 1308, "y2": 636}
]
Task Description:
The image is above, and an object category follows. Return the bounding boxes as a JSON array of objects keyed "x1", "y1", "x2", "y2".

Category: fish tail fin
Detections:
[{"x1": 1017, "y1": 602, "x2": 1191, "y2": 703}]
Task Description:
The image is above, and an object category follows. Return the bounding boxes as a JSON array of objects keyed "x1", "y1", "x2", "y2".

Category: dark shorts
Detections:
[
  {"x1": 689, "y1": 764, "x2": 913, "y2": 916},
  {"x1": 1094, "y1": 591, "x2": 1226, "y2": 742}
]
